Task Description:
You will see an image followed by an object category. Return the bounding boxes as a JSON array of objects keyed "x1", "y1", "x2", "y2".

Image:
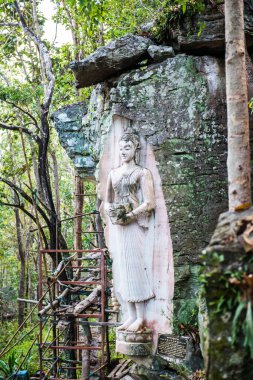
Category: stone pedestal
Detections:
[{"x1": 116, "y1": 330, "x2": 152, "y2": 356}]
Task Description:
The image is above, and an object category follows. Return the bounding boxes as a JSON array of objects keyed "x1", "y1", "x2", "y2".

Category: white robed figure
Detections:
[{"x1": 105, "y1": 133, "x2": 155, "y2": 332}]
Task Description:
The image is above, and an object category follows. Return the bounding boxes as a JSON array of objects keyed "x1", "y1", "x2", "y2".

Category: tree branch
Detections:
[
  {"x1": 3, "y1": 99, "x2": 40, "y2": 132},
  {"x1": 0, "y1": 22, "x2": 19, "y2": 27},
  {"x1": 73, "y1": 286, "x2": 101, "y2": 315},
  {"x1": 0, "y1": 200, "x2": 48, "y2": 246},
  {"x1": 0, "y1": 72, "x2": 10, "y2": 85},
  {"x1": 14, "y1": 1, "x2": 55, "y2": 110},
  {"x1": 24, "y1": 183, "x2": 53, "y2": 215},
  {"x1": 0, "y1": 177, "x2": 51, "y2": 227},
  {"x1": 0, "y1": 122, "x2": 39, "y2": 143}
]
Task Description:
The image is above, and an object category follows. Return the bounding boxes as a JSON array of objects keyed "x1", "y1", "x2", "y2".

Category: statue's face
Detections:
[{"x1": 119, "y1": 140, "x2": 135, "y2": 163}]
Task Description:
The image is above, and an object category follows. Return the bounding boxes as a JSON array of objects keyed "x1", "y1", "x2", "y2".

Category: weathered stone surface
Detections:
[
  {"x1": 162, "y1": 1, "x2": 253, "y2": 54},
  {"x1": 147, "y1": 45, "x2": 175, "y2": 62},
  {"x1": 51, "y1": 102, "x2": 96, "y2": 178},
  {"x1": 75, "y1": 55, "x2": 228, "y2": 322},
  {"x1": 116, "y1": 331, "x2": 153, "y2": 357},
  {"x1": 70, "y1": 34, "x2": 153, "y2": 88},
  {"x1": 245, "y1": 0, "x2": 253, "y2": 35},
  {"x1": 54, "y1": 55, "x2": 228, "y2": 327},
  {"x1": 176, "y1": 13, "x2": 225, "y2": 54},
  {"x1": 130, "y1": 362, "x2": 184, "y2": 380},
  {"x1": 202, "y1": 208, "x2": 253, "y2": 379},
  {"x1": 52, "y1": 102, "x2": 86, "y2": 132},
  {"x1": 116, "y1": 341, "x2": 152, "y2": 357},
  {"x1": 117, "y1": 330, "x2": 153, "y2": 344},
  {"x1": 140, "y1": 21, "x2": 155, "y2": 34}
]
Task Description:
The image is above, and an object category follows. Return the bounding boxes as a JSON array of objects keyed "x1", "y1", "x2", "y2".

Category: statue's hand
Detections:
[
  {"x1": 125, "y1": 212, "x2": 136, "y2": 223},
  {"x1": 115, "y1": 218, "x2": 127, "y2": 225},
  {"x1": 112, "y1": 213, "x2": 135, "y2": 225},
  {"x1": 105, "y1": 204, "x2": 135, "y2": 225},
  {"x1": 104, "y1": 202, "x2": 112, "y2": 214}
]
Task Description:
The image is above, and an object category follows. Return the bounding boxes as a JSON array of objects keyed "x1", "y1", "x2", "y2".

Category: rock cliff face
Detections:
[
  {"x1": 157, "y1": 0, "x2": 253, "y2": 54},
  {"x1": 202, "y1": 208, "x2": 253, "y2": 379},
  {"x1": 52, "y1": 102, "x2": 96, "y2": 178},
  {"x1": 53, "y1": 53, "x2": 228, "y2": 329}
]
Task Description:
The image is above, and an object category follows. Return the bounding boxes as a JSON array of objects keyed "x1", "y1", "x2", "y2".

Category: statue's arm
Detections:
[
  {"x1": 104, "y1": 171, "x2": 113, "y2": 212},
  {"x1": 127, "y1": 168, "x2": 155, "y2": 219}
]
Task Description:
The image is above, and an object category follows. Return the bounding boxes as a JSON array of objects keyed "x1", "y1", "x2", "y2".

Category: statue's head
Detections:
[{"x1": 119, "y1": 133, "x2": 140, "y2": 163}]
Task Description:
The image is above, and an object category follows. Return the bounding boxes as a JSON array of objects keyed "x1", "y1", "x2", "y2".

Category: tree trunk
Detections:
[
  {"x1": 14, "y1": 199, "x2": 26, "y2": 326},
  {"x1": 65, "y1": 317, "x2": 77, "y2": 379},
  {"x1": 95, "y1": 199, "x2": 106, "y2": 249},
  {"x1": 51, "y1": 151, "x2": 61, "y2": 218},
  {"x1": 30, "y1": 140, "x2": 45, "y2": 204},
  {"x1": 81, "y1": 321, "x2": 92, "y2": 380},
  {"x1": 74, "y1": 173, "x2": 84, "y2": 253},
  {"x1": 225, "y1": 0, "x2": 251, "y2": 210}
]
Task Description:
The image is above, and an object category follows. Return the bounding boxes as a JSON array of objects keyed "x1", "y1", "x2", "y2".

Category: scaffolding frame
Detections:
[{"x1": 38, "y1": 248, "x2": 109, "y2": 380}]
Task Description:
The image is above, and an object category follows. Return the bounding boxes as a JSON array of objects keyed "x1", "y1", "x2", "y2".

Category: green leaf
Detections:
[
  {"x1": 232, "y1": 301, "x2": 246, "y2": 343},
  {"x1": 243, "y1": 301, "x2": 253, "y2": 358},
  {"x1": 0, "y1": 359, "x2": 9, "y2": 376},
  {"x1": 8, "y1": 351, "x2": 17, "y2": 374}
]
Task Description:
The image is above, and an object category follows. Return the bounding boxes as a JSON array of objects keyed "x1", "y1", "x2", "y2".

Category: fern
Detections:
[
  {"x1": 0, "y1": 352, "x2": 18, "y2": 379},
  {"x1": 243, "y1": 301, "x2": 253, "y2": 358},
  {"x1": 0, "y1": 360, "x2": 9, "y2": 377},
  {"x1": 232, "y1": 301, "x2": 246, "y2": 344}
]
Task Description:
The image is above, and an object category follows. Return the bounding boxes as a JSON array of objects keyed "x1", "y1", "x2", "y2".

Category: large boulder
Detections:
[
  {"x1": 176, "y1": 12, "x2": 225, "y2": 54},
  {"x1": 51, "y1": 102, "x2": 96, "y2": 178},
  {"x1": 70, "y1": 34, "x2": 153, "y2": 88},
  {"x1": 156, "y1": 0, "x2": 253, "y2": 54},
  {"x1": 147, "y1": 45, "x2": 175, "y2": 62}
]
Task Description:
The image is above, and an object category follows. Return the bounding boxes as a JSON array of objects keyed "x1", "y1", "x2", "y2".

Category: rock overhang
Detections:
[{"x1": 69, "y1": 34, "x2": 155, "y2": 88}]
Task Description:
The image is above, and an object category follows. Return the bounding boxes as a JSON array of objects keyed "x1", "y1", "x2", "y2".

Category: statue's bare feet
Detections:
[
  {"x1": 127, "y1": 318, "x2": 144, "y2": 332},
  {"x1": 117, "y1": 317, "x2": 135, "y2": 331}
]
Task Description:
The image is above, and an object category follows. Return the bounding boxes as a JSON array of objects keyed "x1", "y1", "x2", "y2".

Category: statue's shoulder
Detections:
[
  {"x1": 138, "y1": 167, "x2": 154, "y2": 185},
  {"x1": 129, "y1": 165, "x2": 146, "y2": 178},
  {"x1": 139, "y1": 166, "x2": 152, "y2": 177},
  {"x1": 110, "y1": 166, "x2": 121, "y2": 172},
  {"x1": 109, "y1": 166, "x2": 121, "y2": 177}
]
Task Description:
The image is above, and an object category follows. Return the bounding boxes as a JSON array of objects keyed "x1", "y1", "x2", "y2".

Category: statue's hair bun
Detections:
[{"x1": 120, "y1": 132, "x2": 140, "y2": 149}]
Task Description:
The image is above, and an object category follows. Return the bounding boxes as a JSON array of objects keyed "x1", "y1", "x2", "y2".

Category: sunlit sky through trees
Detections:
[{"x1": 39, "y1": 0, "x2": 72, "y2": 45}]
